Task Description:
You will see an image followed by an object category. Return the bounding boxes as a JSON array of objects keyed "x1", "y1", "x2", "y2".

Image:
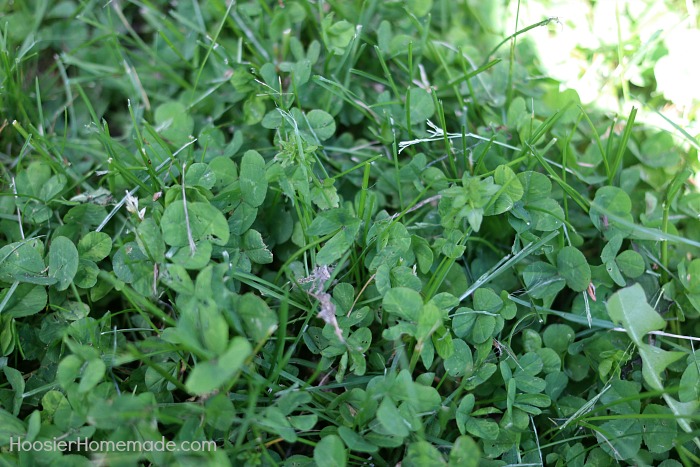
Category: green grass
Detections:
[{"x1": 1, "y1": 0, "x2": 699, "y2": 466}]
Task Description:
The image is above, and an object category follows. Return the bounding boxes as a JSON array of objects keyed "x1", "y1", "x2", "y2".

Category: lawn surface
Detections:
[{"x1": 1, "y1": 1, "x2": 699, "y2": 465}]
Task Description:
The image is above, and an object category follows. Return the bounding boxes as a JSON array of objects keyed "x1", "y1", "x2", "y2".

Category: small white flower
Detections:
[{"x1": 124, "y1": 190, "x2": 145, "y2": 221}]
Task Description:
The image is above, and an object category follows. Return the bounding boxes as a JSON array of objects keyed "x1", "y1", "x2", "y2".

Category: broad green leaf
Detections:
[
  {"x1": 56, "y1": 355, "x2": 82, "y2": 388},
  {"x1": 383, "y1": 287, "x2": 423, "y2": 321},
  {"x1": 237, "y1": 293, "x2": 278, "y2": 343},
  {"x1": 401, "y1": 380, "x2": 441, "y2": 413},
  {"x1": 518, "y1": 171, "x2": 552, "y2": 202},
  {"x1": 48, "y1": 236, "x2": 79, "y2": 291},
  {"x1": 314, "y1": 434, "x2": 347, "y2": 467},
  {"x1": 242, "y1": 229, "x2": 273, "y2": 264},
  {"x1": 638, "y1": 132, "x2": 679, "y2": 168},
  {"x1": 452, "y1": 308, "x2": 476, "y2": 339},
  {"x1": 537, "y1": 347, "x2": 561, "y2": 374},
  {"x1": 4, "y1": 366, "x2": 24, "y2": 415},
  {"x1": 507, "y1": 96, "x2": 528, "y2": 127},
  {"x1": 543, "y1": 324, "x2": 574, "y2": 354},
  {"x1": 416, "y1": 302, "x2": 442, "y2": 341},
  {"x1": 377, "y1": 397, "x2": 409, "y2": 437},
  {"x1": 638, "y1": 343, "x2": 684, "y2": 392},
  {"x1": 448, "y1": 435, "x2": 479, "y2": 467},
  {"x1": 306, "y1": 109, "x2": 336, "y2": 141},
  {"x1": 293, "y1": 59, "x2": 312, "y2": 87},
  {"x1": 406, "y1": 0, "x2": 433, "y2": 17},
  {"x1": 408, "y1": 87, "x2": 435, "y2": 123},
  {"x1": 590, "y1": 186, "x2": 634, "y2": 238},
  {"x1": 606, "y1": 284, "x2": 666, "y2": 345},
  {"x1": 464, "y1": 417, "x2": 500, "y2": 441},
  {"x1": 404, "y1": 440, "x2": 446, "y2": 467},
  {"x1": 64, "y1": 203, "x2": 107, "y2": 226},
  {"x1": 348, "y1": 327, "x2": 372, "y2": 353},
  {"x1": 229, "y1": 203, "x2": 257, "y2": 236},
  {"x1": 485, "y1": 165, "x2": 523, "y2": 216},
  {"x1": 239, "y1": 150, "x2": 267, "y2": 207},
  {"x1": 432, "y1": 325, "x2": 454, "y2": 359},
  {"x1": 499, "y1": 294, "x2": 517, "y2": 319},
  {"x1": 311, "y1": 183, "x2": 340, "y2": 210},
  {"x1": 25, "y1": 410, "x2": 40, "y2": 442},
  {"x1": 429, "y1": 292, "x2": 459, "y2": 314},
  {"x1": 86, "y1": 393, "x2": 154, "y2": 430},
  {"x1": 679, "y1": 361, "x2": 700, "y2": 403},
  {"x1": 514, "y1": 391, "x2": 551, "y2": 417},
  {"x1": 78, "y1": 358, "x2": 106, "y2": 393},
  {"x1": 2, "y1": 284, "x2": 47, "y2": 318},
  {"x1": 369, "y1": 222, "x2": 411, "y2": 271},
  {"x1": 0, "y1": 408, "x2": 26, "y2": 442},
  {"x1": 523, "y1": 261, "x2": 565, "y2": 299},
  {"x1": 642, "y1": 404, "x2": 676, "y2": 453},
  {"x1": 456, "y1": 393, "x2": 475, "y2": 432},
  {"x1": 154, "y1": 101, "x2": 194, "y2": 147},
  {"x1": 332, "y1": 282, "x2": 354, "y2": 313},
  {"x1": 557, "y1": 246, "x2": 590, "y2": 292},
  {"x1": 595, "y1": 419, "x2": 642, "y2": 460},
  {"x1": 185, "y1": 337, "x2": 252, "y2": 395},
  {"x1": 243, "y1": 96, "x2": 265, "y2": 125},
  {"x1": 377, "y1": 20, "x2": 392, "y2": 53},
  {"x1": 113, "y1": 242, "x2": 150, "y2": 284},
  {"x1": 522, "y1": 328, "x2": 542, "y2": 352},
  {"x1": 323, "y1": 17, "x2": 354, "y2": 55},
  {"x1": 289, "y1": 414, "x2": 317, "y2": 431},
  {"x1": 535, "y1": 349, "x2": 561, "y2": 375},
  {"x1": 161, "y1": 201, "x2": 229, "y2": 246},
  {"x1": 77, "y1": 231, "x2": 112, "y2": 262},
  {"x1": 662, "y1": 395, "x2": 700, "y2": 438},
  {"x1": 15, "y1": 162, "x2": 50, "y2": 199},
  {"x1": 600, "y1": 236, "x2": 623, "y2": 263},
  {"x1": 412, "y1": 235, "x2": 434, "y2": 273},
  {"x1": 545, "y1": 371, "x2": 568, "y2": 400},
  {"x1": 39, "y1": 174, "x2": 66, "y2": 201},
  {"x1": 337, "y1": 426, "x2": 378, "y2": 453},
  {"x1": 259, "y1": 407, "x2": 297, "y2": 442},
  {"x1": 616, "y1": 250, "x2": 644, "y2": 278},
  {"x1": 679, "y1": 259, "x2": 700, "y2": 294},
  {"x1": 0, "y1": 240, "x2": 52, "y2": 285},
  {"x1": 563, "y1": 443, "x2": 586, "y2": 467},
  {"x1": 261, "y1": 109, "x2": 283, "y2": 129},
  {"x1": 173, "y1": 306, "x2": 226, "y2": 358},
  {"x1": 316, "y1": 220, "x2": 360, "y2": 266},
  {"x1": 444, "y1": 339, "x2": 472, "y2": 377},
  {"x1": 162, "y1": 264, "x2": 194, "y2": 296},
  {"x1": 58, "y1": 300, "x2": 90, "y2": 321},
  {"x1": 606, "y1": 259, "x2": 627, "y2": 286},
  {"x1": 185, "y1": 162, "x2": 216, "y2": 189},
  {"x1": 471, "y1": 315, "x2": 496, "y2": 344},
  {"x1": 515, "y1": 352, "x2": 544, "y2": 376},
  {"x1": 205, "y1": 394, "x2": 236, "y2": 432},
  {"x1": 209, "y1": 157, "x2": 238, "y2": 189},
  {"x1": 473, "y1": 288, "x2": 503, "y2": 313},
  {"x1": 307, "y1": 207, "x2": 357, "y2": 236},
  {"x1": 600, "y1": 379, "x2": 641, "y2": 415},
  {"x1": 168, "y1": 241, "x2": 212, "y2": 270},
  {"x1": 514, "y1": 354, "x2": 546, "y2": 394},
  {"x1": 136, "y1": 218, "x2": 165, "y2": 263},
  {"x1": 528, "y1": 198, "x2": 564, "y2": 231}
]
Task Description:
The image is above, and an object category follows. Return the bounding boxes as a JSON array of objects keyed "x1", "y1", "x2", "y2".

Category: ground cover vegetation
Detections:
[{"x1": 1, "y1": 0, "x2": 699, "y2": 465}]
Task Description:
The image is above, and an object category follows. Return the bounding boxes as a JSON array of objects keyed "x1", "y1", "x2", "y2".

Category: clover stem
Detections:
[{"x1": 181, "y1": 163, "x2": 197, "y2": 256}]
